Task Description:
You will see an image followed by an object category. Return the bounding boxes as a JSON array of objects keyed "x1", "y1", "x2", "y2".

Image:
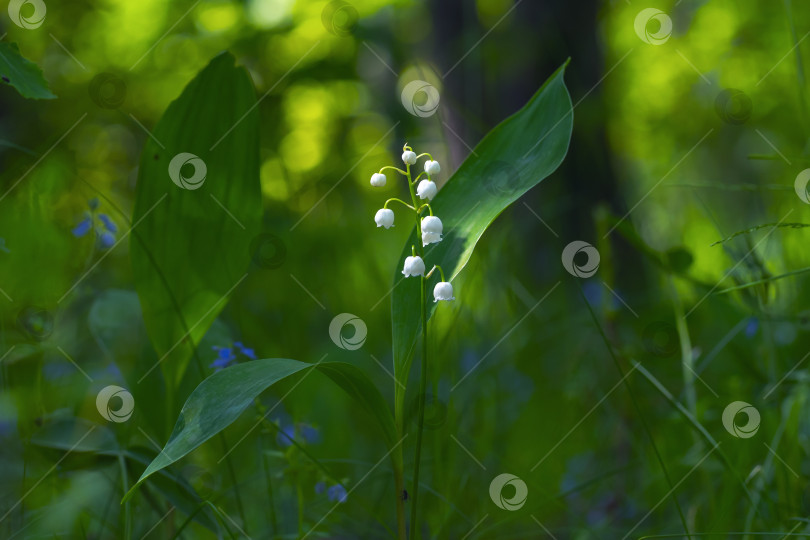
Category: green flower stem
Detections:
[
  {"x1": 416, "y1": 204, "x2": 433, "y2": 216},
  {"x1": 379, "y1": 165, "x2": 408, "y2": 176},
  {"x1": 385, "y1": 198, "x2": 416, "y2": 211},
  {"x1": 412, "y1": 172, "x2": 427, "y2": 184},
  {"x1": 415, "y1": 153, "x2": 433, "y2": 161},
  {"x1": 404, "y1": 160, "x2": 428, "y2": 540}
]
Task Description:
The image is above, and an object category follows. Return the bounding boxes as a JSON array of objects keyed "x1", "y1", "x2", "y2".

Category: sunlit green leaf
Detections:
[
  {"x1": 130, "y1": 53, "x2": 262, "y2": 389},
  {"x1": 0, "y1": 42, "x2": 55, "y2": 100},
  {"x1": 391, "y1": 62, "x2": 573, "y2": 415}
]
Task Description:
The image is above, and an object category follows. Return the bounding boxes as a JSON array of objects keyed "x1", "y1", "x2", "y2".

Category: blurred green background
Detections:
[{"x1": 2, "y1": 0, "x2": 810, "y2": 538}]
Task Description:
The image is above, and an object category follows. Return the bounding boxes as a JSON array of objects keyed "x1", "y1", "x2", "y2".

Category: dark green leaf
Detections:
[
  {"x1": 0, "y1": 42, "x2": 56, "y2": 99},
  {"x1": 123, "y1": 359, "x2": 397, "y2": 501},
  {"x1": 130, "y1": 53, "x2": 262, "y2": 387},
  {"x1": 391, "y1": 62, "x2": 573, "y2": 411}
]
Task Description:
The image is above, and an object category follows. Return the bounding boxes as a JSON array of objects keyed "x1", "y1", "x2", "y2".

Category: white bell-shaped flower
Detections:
[
  {"x1": 370, "y1": 173, "x2": 387, "y2": 187},
  {"x1": 402, "y1": 255, "x2": 426, "y2": 277},
  {"x1": 433, "y1": 281, "x2": 455, "y2": 302},
  {"x1": 424, "y1": 160, "x2": 441, "y2": 175},
  {"x1": 416, "y1": 179, "x2": 437, "y2": 200},
  {"x1": 421, "y1": 215, "x2": 443, "y2": 246},
  {"x1": 402, "y1": 151, "x2": 417, "y2": 165},
  {"x1": 374, "y1": 208, "x2": 395, "y2": 229}
]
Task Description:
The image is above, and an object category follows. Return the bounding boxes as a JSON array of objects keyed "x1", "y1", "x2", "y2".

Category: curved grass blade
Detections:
[{"x1": 711, "y1": 222, "x2": 810, "y2": 246}]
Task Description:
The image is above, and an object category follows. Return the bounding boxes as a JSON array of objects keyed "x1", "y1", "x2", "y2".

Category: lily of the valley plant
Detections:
[{"x1": 370, "y1": 143, "x2": 453, "y2": 538}]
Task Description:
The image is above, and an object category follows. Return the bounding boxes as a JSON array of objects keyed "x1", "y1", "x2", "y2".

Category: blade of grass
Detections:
[{"x1": 577, "y1": 284, "x2": 691, "y2": 539}]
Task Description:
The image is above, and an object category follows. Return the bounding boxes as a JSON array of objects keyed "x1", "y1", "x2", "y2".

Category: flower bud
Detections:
[
  {"x1": 416, "y1": 179, "x2": 437, "y2": 200},
  {"x1": 370, "y1": 173, "x2": 387, "y2": 187},
  {"x1": 402, "y1": 255, "x2": 426, "y2": 277},
  {"x1": 424, "y1": 160, "x2": 441, "y2": 175},
  {"x1": 374, "y1": 208, "x2": 395, "y2": 229},
  {"x1": 402, "y1": 151, "x2": 417, "y2": 165},
  {"x1": 433, "y1": 281, "x2": 455, "y2": 302},
  {"x1": 421, "y1": 215, "x2": 443, "y2": 246}
]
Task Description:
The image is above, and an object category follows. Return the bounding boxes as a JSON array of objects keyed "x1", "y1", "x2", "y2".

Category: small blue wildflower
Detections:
[
  {"x1": 327, "y1": 484, "x2": 347, "y2": 503},
  {"x1": 314, "y1": 481, "x2": 326, "y2": 495},
  {"x1": 745, "y1": 317, "x2": 759, "y2": 338},
  {"x1": 276, "y1": 424, "x2": 295, "y2": 447},
  {"x1": 72, "y1": 217, "x2": 93, "y2": 237},
  {"x1": 583, "y1": 281, "x2": 602, "y2": 307},
  {"x1": 210, "y1": 347, "x2": 236, "y2": 371},
  {"x1": 300, "y1": 424, "x2": 320, "y2": 444},
  {"x1": 98, "y1": 232, "x2": 116, "y2": 249},
  {"x1": 234, "y1": 341, "x2": 256, "y2": 360},
  {"x1": 98, "y1": 213, "x2": 118, "y2": 233},
  {"x1": 0, "y1": 238, "x2": 9, "y2": 254},
  {"x1": 72, "y1": 200, "x2": 118, "y2": 248}
]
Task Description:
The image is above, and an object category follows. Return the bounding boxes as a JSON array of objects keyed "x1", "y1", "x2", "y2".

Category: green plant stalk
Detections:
[
  {"x1": 404, "y1": 157, "x2": 429, "y2": 540},
  {"x1": 118, "y1": 454, "x2": 131, "y2": 540},
  {"x1": 409, "y1": 275, "x2": 428, "y2": 540}
]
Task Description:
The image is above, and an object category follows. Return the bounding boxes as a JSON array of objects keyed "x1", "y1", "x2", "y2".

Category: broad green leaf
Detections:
[
  {"x1": 131, "y1": 53, "x2": 262, "y2": 388},
  {"x1": 392, "y1": 62, "x2": 573, "y2": 416},
  {"x1": 123, "y1": 359, "x2": 397, "y2": 501},
  {"x1": 0, "y1": 42, "x2": 55, "y2": 99}
]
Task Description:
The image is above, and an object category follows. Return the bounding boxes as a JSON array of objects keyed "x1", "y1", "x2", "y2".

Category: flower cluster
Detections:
[
  {"x1": 370, "y1": 144, "x2": 454, "y2": 302},
  {"x1": 72, "y1": 198, "x2": 118, "y2": 249}
]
